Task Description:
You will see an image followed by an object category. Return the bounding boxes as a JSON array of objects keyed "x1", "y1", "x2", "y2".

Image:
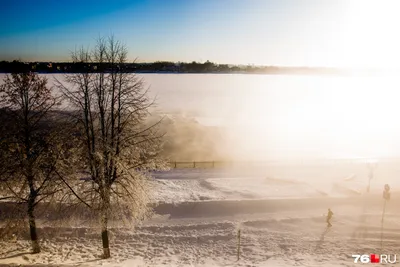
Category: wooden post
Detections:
[
  {"x1": 174, "y1": 161, "x2": 177, "y2": 168},
  {"x1": 237, "y1": 229, "x2": 241, "y2": 261},
  {"x1": 212, "y1": 161, "x2": 215, "y2": 168},
  {"x1": 193, "y1": 161, "x2": 196, "y2": 168}
]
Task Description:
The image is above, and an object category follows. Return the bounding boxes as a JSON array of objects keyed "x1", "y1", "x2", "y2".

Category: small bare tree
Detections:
[
  {"x1": 56, "y1": 36, "x2": 166, "y2": 258},
  {"x1": 0, "y1": 71, "x2": 65, "y2": 253}
]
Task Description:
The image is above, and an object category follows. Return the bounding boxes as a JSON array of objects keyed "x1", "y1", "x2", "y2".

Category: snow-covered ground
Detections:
[
  {"x1": 150, "y1": 165, "x2": 395, "y2": 203},
  {"x1": 1, "y1": 167, "x2": 400, "y2": 266}
]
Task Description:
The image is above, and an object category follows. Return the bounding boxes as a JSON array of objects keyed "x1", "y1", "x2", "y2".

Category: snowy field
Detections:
[
  {"x1": 1, "y1": 166, "x2": 400, "y2": 267},
  {"x1": 150, "y1": 162, "x2": 400, "y2": 203}
]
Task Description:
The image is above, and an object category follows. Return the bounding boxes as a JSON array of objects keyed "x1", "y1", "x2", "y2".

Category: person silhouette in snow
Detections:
[{"x1": 326, "y1": 208, "x2": 333, "y2": 227}]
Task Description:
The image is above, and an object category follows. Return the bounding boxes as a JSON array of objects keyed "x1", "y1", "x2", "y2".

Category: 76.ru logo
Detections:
[{"x1": 352, "y1": 254, "x2": 397, "y2": 264}]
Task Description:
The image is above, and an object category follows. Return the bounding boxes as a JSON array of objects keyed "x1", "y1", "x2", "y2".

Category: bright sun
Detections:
[
  {"x1": 336, "y1": 0, "x2": 400, "y2": 69},
  {"x1": 225, "y1": 1, "x2": 400, "y2": 160}
]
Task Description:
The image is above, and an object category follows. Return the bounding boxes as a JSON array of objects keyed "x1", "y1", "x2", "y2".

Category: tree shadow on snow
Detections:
[
  {"x1": 0, "y1": 251, "x2": 31, "y2": 260},
  {"x1": 351, "y1": 214, "x2": 368, "y2": 241},
  {"x1": 76, "y1": 258, "x2": 103, "y2": 264}
]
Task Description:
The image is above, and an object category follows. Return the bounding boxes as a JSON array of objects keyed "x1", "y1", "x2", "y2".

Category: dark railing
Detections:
[
  {"x1": 167, "y1": 158, "x2": 399, "y2": 169},
  {"x1": 168, "y1": 161, "x2": 220, "y2": 169}
]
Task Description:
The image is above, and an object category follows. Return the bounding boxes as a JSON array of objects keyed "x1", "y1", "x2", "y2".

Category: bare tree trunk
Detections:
[
  {"x1": 27, "y1": 170, "x2": 40, "y2": 254},
  {"x1": 101, "y1": 212, "x2": 110, "y2": 258},
  {"x1": 101, "y1": 187, "x2": 111, "y2": 258},
  {"x1": 27, "y1": 196, "x2": 40, "y2": 253}
]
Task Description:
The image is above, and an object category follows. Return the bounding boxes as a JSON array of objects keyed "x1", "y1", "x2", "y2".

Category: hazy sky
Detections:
[{"x1": 1, "y1": 0, "x2": 400, "y2": 67}]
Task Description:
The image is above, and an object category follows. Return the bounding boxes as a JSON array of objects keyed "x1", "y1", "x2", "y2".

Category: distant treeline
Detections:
[{"x1": 0, "y1": 60, "x2": 351, "y2": 75}]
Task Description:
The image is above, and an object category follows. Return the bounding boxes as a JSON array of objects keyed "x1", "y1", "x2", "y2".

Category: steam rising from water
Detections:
[
  {"x1": 142, "y1": 74, "x2": 400, "y2": 160},
  {"x1": 2, "y1": 73, "x2": 400, "y2": 161}
]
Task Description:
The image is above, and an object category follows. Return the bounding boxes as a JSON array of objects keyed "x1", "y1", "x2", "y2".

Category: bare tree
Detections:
[
  {"x1": 0, "y1": 71, "x2": 65, "y2": 253},
  {"x1": 56, "y1": 36, "x2": 166, "y2": 258}
]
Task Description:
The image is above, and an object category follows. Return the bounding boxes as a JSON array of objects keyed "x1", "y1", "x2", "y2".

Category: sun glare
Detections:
[
  {"x1": 227, "y1": 75, "x2": 400, "y2": 160},
  {"x1": 337, "y1": 0, "x2": 400, "y2": 69}
]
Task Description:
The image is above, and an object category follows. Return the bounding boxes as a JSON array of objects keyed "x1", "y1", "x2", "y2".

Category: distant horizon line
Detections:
[
  {"x1": 0, "y1": 60, "x2": 390, "y2": 71},
  {"x1": 3, "y1": 59, "x2": 340, "y2": 68}
]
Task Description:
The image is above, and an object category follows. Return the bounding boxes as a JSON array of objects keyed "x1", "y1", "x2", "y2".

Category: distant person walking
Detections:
[{"x1": 326, "y1": 208, "x2": 333, "y2": 227}]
